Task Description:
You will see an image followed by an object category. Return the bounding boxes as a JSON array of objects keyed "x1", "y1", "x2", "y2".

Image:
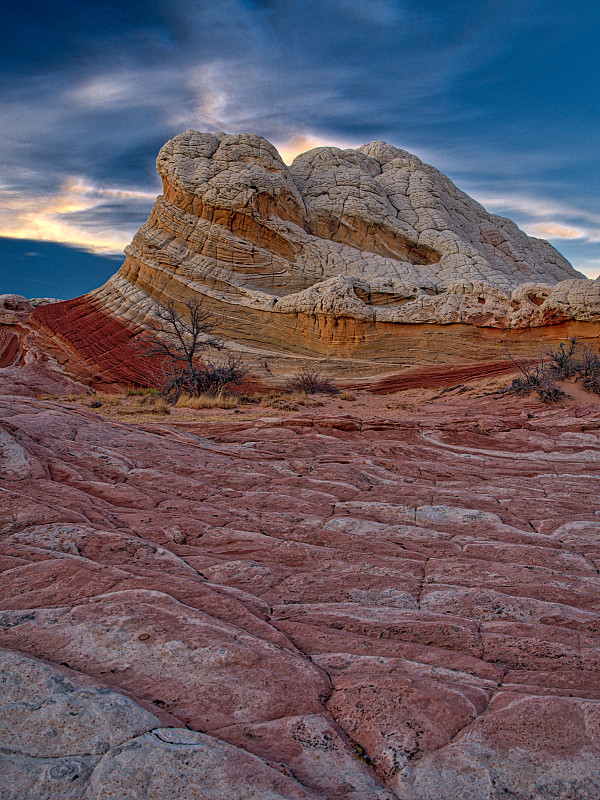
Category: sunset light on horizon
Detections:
[{"x1": 1, "y1": 0, "x2": 599, "y2": 296}]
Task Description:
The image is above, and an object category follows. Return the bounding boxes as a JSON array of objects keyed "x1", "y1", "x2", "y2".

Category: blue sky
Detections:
[{"x1": 1, "y1": 0, "x2": 599, "y2": 298}]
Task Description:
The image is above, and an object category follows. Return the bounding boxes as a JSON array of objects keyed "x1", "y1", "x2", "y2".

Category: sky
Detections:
[{"x1": 1, "y1": 0, "x2": 599, "y2": 299}]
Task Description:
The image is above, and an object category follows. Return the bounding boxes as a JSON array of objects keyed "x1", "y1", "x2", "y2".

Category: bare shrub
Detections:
[
  {"x1": 545, "y1": 338, "x2": 578, "y2": 380},
  {"x1": 181, "y1": 355, "x2": 248, "y2": 398},
  {"x1": 286, "y1": 369, "x2": 337, "y2": 395},
  {"x1": 576, "y1": 344, "x2": 600, "y2": 394},
  {"x1": 498, "y1": 351, "x2": 565, "y2": 403},
  {"x1": 340, "y1": 391, "x2": 357, "y2": 401},
  {"x1": 138, "y1": 297, "x2": 247, "y2": 400}
]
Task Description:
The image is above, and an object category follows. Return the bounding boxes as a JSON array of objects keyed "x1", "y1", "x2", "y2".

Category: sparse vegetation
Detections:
[
  {"x1": 545, "y1": 338, "x2": 578, "y2": 380},
  {"x1": 498, "y1": 338, "x2": 600, "y2": 403},
  {"x1": 259, "y1": 390, "x2": 324, "y2": 411},
  {"x1": 138, "y1": 297, "x2": 247, "y2": 401},
  {"x1": 126, "y1": 387, "x2": 158, "y2": 397},
  {"x1": 286, "y1": 368, "x2": 337, "y2": 395},
  {"x1": 176, "y1": 392, "x2": 240, "y2": 410},
  {"x1": 137, "y1": 396, "x2": 171, "y2": 414},
  {"x1": 340, "y1": 391, "x2": 357, "y2": 401},
  {"x1": 82, "y1": 391, "x2": 171, "y2": 416},
  {"x1": 86, "y1": 391, "x2": 123, "y2": 408}
]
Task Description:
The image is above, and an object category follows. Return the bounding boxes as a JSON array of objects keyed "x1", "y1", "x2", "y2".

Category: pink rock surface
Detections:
[{"x1": 2, "y1": 394, "x2": 600, "y2": 798}]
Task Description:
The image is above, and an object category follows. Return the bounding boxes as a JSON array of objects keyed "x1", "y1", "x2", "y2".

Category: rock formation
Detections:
[
  {"x1": 2, "y1": 392, "x2": 600, "y2": 798},
  {"x1": 17, "y1": 131, "x2": 599, "y2": 386},
  {"x1": 104, "y1": 130, "x2": 594, "y2": 328}
]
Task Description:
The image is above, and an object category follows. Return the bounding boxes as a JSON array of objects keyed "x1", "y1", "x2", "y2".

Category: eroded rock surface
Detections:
[
  {"x1": 2, "y1": 393, "x2": 600, "y2": 798},
  {"x1": 23, "y1": 132, "x2": 600, "y2": 387},
  {"x1": 104, "y1": 131, "x2": 590, "y2": 330}
]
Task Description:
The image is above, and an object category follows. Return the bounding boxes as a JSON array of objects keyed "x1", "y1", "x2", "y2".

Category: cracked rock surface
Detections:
[
  {"x1": 2, "y1": 393, "x2": 600, "y2": 798},
  {"x1": 103, "y1": 130, "x2": 592, "y2": 331},
  {"x1": 24, "y1": 131, "x2": 600, "y2": 388}
]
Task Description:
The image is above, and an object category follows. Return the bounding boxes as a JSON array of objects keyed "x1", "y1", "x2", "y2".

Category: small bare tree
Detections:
[{"x1": 139, "y1": 297, "x2": 247, "y2": 399}]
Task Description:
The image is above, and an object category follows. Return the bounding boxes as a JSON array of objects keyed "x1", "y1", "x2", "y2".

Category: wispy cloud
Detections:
[
  {"x1": 0, "y1": 0, "x2": 597, "y2": 283},
  {"x1": 472, "y1": 191, "x2": 600, "y2": 253},
  {"x1": 527, "y1": 222, "x2": 587, "y2": 241},
  {"x1": 0, "y1": 178, "x2": 156, "y2": 254}
]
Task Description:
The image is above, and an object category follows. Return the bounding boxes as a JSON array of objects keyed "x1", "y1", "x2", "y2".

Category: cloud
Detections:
[
  {"x1": 527, "y1": 222, "x2": 587, "y2": 240},
  {"x1": 0, "y1": 178, "x2": 156, "y2": 254},
  {"x1": 0, "y1": 0, "x2": 597, "y2": 280},
  {"x1": 471, "y1": 191, "x2": 600, "y2": 248}
]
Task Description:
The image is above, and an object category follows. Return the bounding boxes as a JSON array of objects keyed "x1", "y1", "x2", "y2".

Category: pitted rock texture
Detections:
[
  {"x1": 2, "y1": 393, "x2": 600, "y2": 798},
  {"x1": 90, "y1": 130, "x2": 595, "y2": 335},
  {"x1": 25, "y1": 131, "x2": 600, "y2": 387}
]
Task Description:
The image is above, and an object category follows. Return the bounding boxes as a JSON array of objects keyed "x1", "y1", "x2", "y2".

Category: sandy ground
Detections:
[{"x1": 49, "y1": 372, "x2": 600, "y2": 427}]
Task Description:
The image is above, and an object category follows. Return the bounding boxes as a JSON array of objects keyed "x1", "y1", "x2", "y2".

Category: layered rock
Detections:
[
  {"x1": 22, "y1": 131, "x2": 600, "y2": 385},
  {"x1": 108, "y1": 130, "x2": 591, "y2": 330},
  {"x1": 2, "y1": 393, "x2": 600, "y2": 797}
]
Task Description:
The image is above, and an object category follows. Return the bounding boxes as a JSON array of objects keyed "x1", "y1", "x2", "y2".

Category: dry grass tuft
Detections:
[
  {"x1": 176, "y1": 392, "x2": 240, "y2": 410},
  {"x1": 339, "y1": 391, "x2": 356, "y2": 401},
  {"x1": 126, "y1": 387, "x2": 158, "y2": 397},
  {"x1": 258, "y1": 391, "x2": 325, "y2": 411},
  {"x1": 87, "y1": 392, "x2": 124, "y2": 408},
  {"x1": 127, "y1": 396, "x2": 171, "y2": 415}
]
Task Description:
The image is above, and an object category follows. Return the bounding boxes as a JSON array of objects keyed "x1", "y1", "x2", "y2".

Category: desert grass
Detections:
[
  {"x1": 88, "y1": 393, "x2": 171, "y2": 416},
  {"x1": 125, "y1": 387, "x2": 158, "y2": 397},
  {"x1": 86, "y1": 391, "x2": 124, "y2": 407},
  {"x1": 259, "y1": 391, "x2": 325, "y2": 411},
  {"x1": 339, "y1": 391, "x2": 356, "y2": 401},
  {"x1": 176, "y1": 392, "x2": 240, "y2": 410}
]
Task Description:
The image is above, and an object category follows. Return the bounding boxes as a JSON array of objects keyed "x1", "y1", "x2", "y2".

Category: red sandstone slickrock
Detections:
[{"x1": 2, "y1": 391, "x2": 600, "y2": 798}]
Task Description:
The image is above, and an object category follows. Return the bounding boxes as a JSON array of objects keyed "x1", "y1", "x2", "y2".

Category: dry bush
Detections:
[
  {"x1": 545, "y1": 338, "x2": 579, "y2": 380},
  {"x1": 153, "y1": 398, "x2": 171, "y2": 414},
  {"x1": 260, "y1": 392, "x2": 299, "y2": 411},
  {"x1": 286, "y1": 369, "x2": 337, "y2": 395},
  {"x1": 340, "y1": 391, "x2": 356, "y2": 401},
  {"x1": 126, "y1": 396, "x2": 171, "y2": 415},
  {"x1": 258, "y1": 391, "x2": 325, "y2": 411},
  {"x1": 497, "y1": 350, "x2": 565, "y2": 403},
  {"x1": 501, "y1": 340, "x2": 600, "y2": 402},
  {"x1": 577, "y1": 345, "x2": 600, "y2": 394},
  {"x1": 176, "y1": 392, "x2": 239, "y2": 409},
  {"x1": 545, "y1": 338, "x2": 600, "y2": 394}
]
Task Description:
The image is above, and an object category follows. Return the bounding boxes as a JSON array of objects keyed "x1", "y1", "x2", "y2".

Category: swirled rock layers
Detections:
[{"x1": 29, "y1": 131, "x2": 600, "y2": 383}]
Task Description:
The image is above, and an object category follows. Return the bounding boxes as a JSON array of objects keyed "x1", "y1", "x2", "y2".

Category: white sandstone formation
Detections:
[{"x1": 91, "y1": 131, "x2": 595, "y2": 330}]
